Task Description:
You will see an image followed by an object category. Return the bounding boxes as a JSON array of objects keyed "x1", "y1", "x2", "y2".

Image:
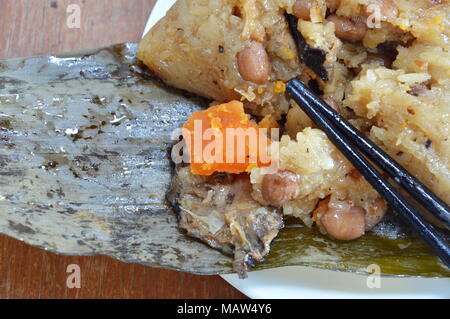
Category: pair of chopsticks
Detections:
[
  {"x1": 285, "y1": 16, "x2": 450, "y2": 268},
  {"x1": 287, "y1": 79, "x2": 450, "y2": 268}
]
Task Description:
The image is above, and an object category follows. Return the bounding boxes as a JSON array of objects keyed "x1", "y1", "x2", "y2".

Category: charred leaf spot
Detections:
[
  {"x1": 69, "y1": 167, "x2": 81, "y2": 179},
  {"x1": 0, "y1": 119, "x2": 12, "y2": 129},
  {"x1": 8, "y1": 221, "x2": 36, "y2": 235},
  {"x1": 91, "y1": 96, "x2": 105, "y2": 106},
  {"x1": 43, "y1": 161, "x2": 58, "y2": 170},
  {"x1": 71, "y1": 155, "x2": 101, "y2": 177},
  {"x1": 67, "y1": 129, "x2": 84, "y2": 142}
]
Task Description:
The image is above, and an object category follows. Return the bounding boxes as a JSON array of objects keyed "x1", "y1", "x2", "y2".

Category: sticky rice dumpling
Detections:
[{"x1": 140, "y1": 0, "x2": 450, "y2": 277}]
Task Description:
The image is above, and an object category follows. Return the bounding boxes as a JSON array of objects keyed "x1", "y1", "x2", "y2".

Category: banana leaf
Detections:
[{"x1": 0, "y1": 43, "x2": 448, "y2": 277}]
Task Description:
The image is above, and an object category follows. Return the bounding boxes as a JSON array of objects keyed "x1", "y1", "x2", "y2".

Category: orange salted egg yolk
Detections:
[{"x1": 182, "y1": 101, "x2": 272, "y2": 175}]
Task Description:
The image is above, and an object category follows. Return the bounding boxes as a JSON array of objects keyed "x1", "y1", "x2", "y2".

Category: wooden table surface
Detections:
[{"x1": 0, "y1": 0, "x2": 247, "y2": 299}]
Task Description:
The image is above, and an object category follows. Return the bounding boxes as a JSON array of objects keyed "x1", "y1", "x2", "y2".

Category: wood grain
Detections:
[{"x1": 0, "y1": 0, "x2": 247, "y2": 299}]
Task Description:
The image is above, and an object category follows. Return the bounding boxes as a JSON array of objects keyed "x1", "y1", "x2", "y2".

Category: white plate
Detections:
[{"x1": 144, "y1": 0, "x2": 450, "y2": 299}]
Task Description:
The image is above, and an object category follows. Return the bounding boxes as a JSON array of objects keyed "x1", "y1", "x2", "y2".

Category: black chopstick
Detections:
[
  {"x1": 287, "y1": 78, "x2": 450, "y2": 268},
  {"x1": 288, "y1": 79, "x2": 450, "y2": 230}
]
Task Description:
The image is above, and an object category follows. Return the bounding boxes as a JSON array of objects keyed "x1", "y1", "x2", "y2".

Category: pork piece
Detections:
[{"x1": 168, "y1": 166, "x2": 283, "y2": 278}]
